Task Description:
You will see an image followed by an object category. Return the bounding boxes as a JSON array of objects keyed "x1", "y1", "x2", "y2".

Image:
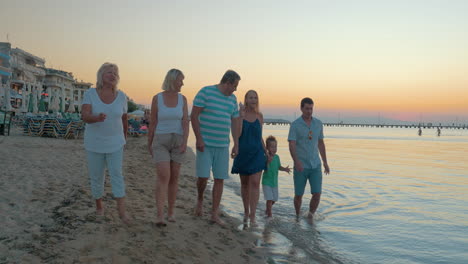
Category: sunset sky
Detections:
[{"x1": 1, "y1": 0, "x2": 467, "y2": 122}]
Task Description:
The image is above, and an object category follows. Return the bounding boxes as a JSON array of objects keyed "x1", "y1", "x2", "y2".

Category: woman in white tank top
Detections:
[{"x1": 147, "y1": 69, "x2": 189, "y2": 226}]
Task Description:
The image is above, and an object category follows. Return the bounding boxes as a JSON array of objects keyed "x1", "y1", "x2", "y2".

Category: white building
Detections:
[
  {"x1": 0, "y1": 42, "x2": 92, "y2": 113},
  {"x1": 44, "y1": 68, "x2": 75, "y2": 112},
  {"x1": 72, "y1": 80, "x2": 93, "y2": 111},
  {"x1": 9, "y1": 47, "x2": 46, "y2": 111}
]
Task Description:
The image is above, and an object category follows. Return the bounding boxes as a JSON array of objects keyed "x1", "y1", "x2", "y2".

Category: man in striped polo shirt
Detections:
[{"x1": 191, "y1": 70, "x2": 241, "y2": 225}]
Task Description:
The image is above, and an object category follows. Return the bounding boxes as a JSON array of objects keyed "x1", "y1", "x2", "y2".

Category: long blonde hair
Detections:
[
  {"x1": 96, "y1": 62, "x2": 119, "y2": 93},
  {"x1": 244, "y1": 90, "x2": 260, "y2": 113}
]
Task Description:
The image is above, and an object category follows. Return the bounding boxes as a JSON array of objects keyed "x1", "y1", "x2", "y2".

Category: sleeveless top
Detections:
[
  {"x1": 155, "y1": 93, "x2": 183, "y2": 135},
  {"x1": 231, "y1": 119, "x2": 267, "y2": 175}
]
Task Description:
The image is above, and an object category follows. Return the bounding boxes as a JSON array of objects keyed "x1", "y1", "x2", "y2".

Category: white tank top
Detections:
[{"x1": 155, "y1": 93, "x2": 183, "y2": 135}]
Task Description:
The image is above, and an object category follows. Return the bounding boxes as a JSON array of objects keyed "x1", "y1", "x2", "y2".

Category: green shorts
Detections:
[
  {"x1": 293, "y1": 167, "x2": 322, "y2": 195},
  {"x1": 196, "y1": 146, "x2": 230, "y2": 180}
]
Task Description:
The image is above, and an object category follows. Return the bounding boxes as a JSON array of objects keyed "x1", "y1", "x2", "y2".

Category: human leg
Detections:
[
  {"x1": 248, "y1": 172, "x2": 262, "y2": 224},
  {"x1": 211, "y1": 147, "x2": 229, "y2": 225},
  {"x1": 239, "y1": 175, "x2": 250, "y2": 222},
  {"x1": 155, "y1": 161, "x2": 171, "y2": 224},
  {"x1": 195, "y1": 178, "x2": 208, "y2": 216},
  {"x1": 308, "y1": 168, "x2": 323, "y2": 217},
  {"x1": 266, "y1": 200, "x2": 273, "y2": 218},
  {"x1": 293, "y1": 169, "x2": 308, "y2": 218},
  {"x1": 211, "y1": 178, "x2": 224, "y2": 225},
  {"x1": 86, "y1": 150, "x2": 106, "y2": 214},
  {"x1": 106, "y1": 147, "x2": 129, "y2": 224},
  {"x1": 308, "y1": 193, "x2": 322, "y2": 218},
  {"x1": 168, "y1": 161, "x2": 181, "y2": 222},
  {"x1": 195, "y1": 148, "x2": 211, "y2": 216}
]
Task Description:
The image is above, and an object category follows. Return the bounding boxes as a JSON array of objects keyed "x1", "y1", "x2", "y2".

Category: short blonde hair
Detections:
[
  {"x1": 244, "y1": 90, "x2": 260, "y2": 113},
  {"x1": 162, "y1": 69, "x2": 184, "y2": 91},
  {"x1": 96, "y1": 62, "x2": 119, "y2": 93}
]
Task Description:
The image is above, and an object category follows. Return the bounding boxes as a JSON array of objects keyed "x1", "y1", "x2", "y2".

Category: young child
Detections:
[{"x1": 262, "y1": 135, "x2": 291, "y2": 218}]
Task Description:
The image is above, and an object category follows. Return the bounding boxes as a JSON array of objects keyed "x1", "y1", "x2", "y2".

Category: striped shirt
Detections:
[{"x1": 193, "y1": 85, "x2": 239, "y2": 147}]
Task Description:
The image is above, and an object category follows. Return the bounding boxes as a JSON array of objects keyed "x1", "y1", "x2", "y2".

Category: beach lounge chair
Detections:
[{"x1": 65, "y1": 120, "x2": 84, "y2": 139}]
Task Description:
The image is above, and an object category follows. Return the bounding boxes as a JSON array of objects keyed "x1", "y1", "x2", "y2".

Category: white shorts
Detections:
[{"x1": 263, "y1": 185, "x2": 279, "y2": 201}]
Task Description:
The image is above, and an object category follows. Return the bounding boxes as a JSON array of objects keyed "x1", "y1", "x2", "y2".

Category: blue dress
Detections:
[{"x1": 231, "y1": 119, "x2": 267, "y2": 175}]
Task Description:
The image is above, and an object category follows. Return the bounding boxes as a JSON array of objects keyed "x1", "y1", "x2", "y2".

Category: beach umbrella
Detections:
[
  {"x1": 59, "y1": 96, "x2": 64, "y2": 113},
  {"x1": 32, "y1": 89, "x2": 39, "y2": 113},
  {"x1": 68, "y1": 96, "x2": 75, "y2": 113},
  {"x1": 21, "y1": 89, "x2": 29, "y2": 112},
  {"x1": 38, "y1": 95, "x2": 46, "y2": 113},
  {"x1": 27, "y1": 92, "x2": 34, "y2": 112},
  {"x1": 49, "y1": 92, "x2": 57, "y2": 112}
]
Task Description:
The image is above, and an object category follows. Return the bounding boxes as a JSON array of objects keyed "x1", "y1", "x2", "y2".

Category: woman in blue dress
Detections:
[{"x1": 232, "y1": 90, "x2": 268, "y2": 225}]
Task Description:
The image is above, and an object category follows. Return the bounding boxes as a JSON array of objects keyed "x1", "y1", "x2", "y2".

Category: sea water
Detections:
[{"x1": 190, "y1": 125, "x2": 468, "y2": 263}]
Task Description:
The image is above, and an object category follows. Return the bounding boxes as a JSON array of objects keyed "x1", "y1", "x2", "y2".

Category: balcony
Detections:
[{"x1": 10, "y1": 61, "x2": 46, "y2": 76}]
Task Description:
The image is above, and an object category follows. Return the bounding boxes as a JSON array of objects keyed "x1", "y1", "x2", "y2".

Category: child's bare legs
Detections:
[
  {"x1": 95, "y1": 198, "x2": 104, "y2": 215},
  {"x1": 265, "y1": 200, "x2": 275, "y2": 218}
]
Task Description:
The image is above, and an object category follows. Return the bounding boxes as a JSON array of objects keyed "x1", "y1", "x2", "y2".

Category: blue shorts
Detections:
[
  {"x1": 293, "y1": 167, "x2": 322, "y2": 195},
  {"x1": 196, "y1": 146, "x2": 229, "y2": 180}
]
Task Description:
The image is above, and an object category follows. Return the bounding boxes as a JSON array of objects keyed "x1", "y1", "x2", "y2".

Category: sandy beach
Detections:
[{"x1": 0, "y1": 131, "x2": 266, "y2": 263}]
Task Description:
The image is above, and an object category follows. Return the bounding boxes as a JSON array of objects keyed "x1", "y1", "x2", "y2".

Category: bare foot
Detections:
[
  {"x1": 250, "y1": 218, "x2": 258, "y2": 227},
  {"x1": 210, "y1": 216, "x2": 225, "y2": 226},
  {"x1": 194, "y1": 202, "x2": 203, "y2": 216},
  {"x1": 168, "y1": 215, "x2": 176, "y2": 223},
  {"x1": 119, "y1": 214, "x2": 131, "y2": 225},
  {"x1": 307, "y1": 212, "x2": 314, "y2": 224},
  {"x1": 243, "y1": 216, "x2": 249, "y2": 223}
]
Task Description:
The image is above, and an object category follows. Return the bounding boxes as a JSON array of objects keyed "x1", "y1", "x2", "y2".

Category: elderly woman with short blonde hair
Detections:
[{"x1": 81, "y1": 62, "x2": 130, "y2": 224}]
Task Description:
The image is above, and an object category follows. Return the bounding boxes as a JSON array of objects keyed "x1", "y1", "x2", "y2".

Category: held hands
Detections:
[
  {"x1": 265, "y1": 151, "x2": 272, "y2": 164},
  {"x1": 283, "y1": 165, "x2": 291, "y2": 174},
  {"x1": 231, "y1": 144, "x2": 239, "y2": 159},
  {"x1": 323, "y1": 163, "x2": 330, "y2": 175}
]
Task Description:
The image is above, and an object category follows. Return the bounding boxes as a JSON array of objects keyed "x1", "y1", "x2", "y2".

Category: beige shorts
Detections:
[{"x1": 152, "y1": 133, "x2": 185, "y2": 163}]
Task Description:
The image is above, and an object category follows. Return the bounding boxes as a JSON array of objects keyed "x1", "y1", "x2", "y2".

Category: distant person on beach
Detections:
[
  {"x1": 231, "y1": 90, "x2": 267, "y2": 225},
  {"x1": 81, "y1": 62, "x2": 130, "y2": 224},
  {"x1": 418, "y1": 127, "x2": 422, "y2": 136},
  {"x1": 288, "y1": 97, "x2": 330, "y2": 221},
  {"x1": 147, "y1": 69, "x2": 189, "y2": 226},
  {"x1": 437, "y1": 127, "x2": 441, "y2": 137},
  {"x1": 142, "y1": 109, "x2": 150, "y2": 126},
  {"x1": 191, "y1": 70, "x2": 241, "y2": 225},
  {"x1": 262, "y1": 135, "x2": 291, "y2": 219}
]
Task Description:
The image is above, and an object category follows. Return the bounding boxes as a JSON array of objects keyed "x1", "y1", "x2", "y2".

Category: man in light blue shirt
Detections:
[
  {"x1": 191, "y1": 70, "x2": 241, "y2": 225},
  {"x1": 288, "y1": 97, "x2": 330, "y2": 221}
]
